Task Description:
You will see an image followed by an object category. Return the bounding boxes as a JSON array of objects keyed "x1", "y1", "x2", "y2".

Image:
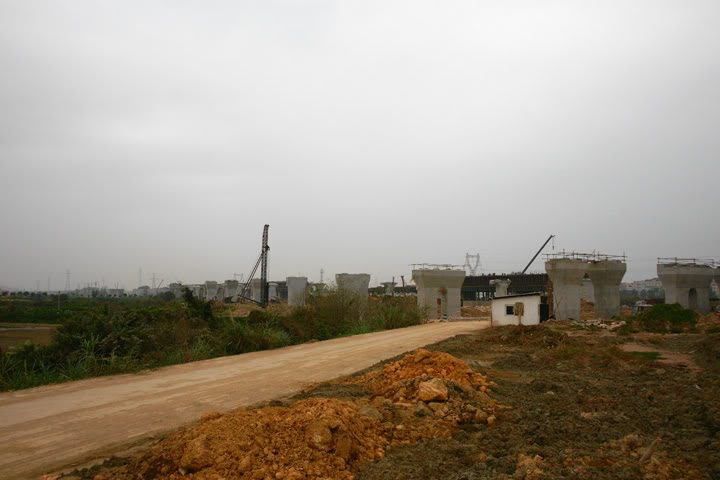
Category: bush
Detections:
[
  {"x1": 369, "y1": 298, "x2": 424, "y2": 330},
  {"x1": 281, "y1": 307, "x2": 316, "y2": 341},
  {"x1": 634, "y1": 304, "x2": 698, "y2": 333}
]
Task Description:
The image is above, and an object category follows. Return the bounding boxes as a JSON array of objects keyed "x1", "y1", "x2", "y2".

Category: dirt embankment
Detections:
[
  {"x1": 70, "y1": 350, "x2": 501, "y2": 480},
  {"x1": 62, "y1": 324, "x2": 720, "y2": 480}
]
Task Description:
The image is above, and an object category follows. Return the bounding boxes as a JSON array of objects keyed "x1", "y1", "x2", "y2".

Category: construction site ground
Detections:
[
  {"x1": 58, "y1": 319, "x2": 720, "y2": 480},
  {"x1": 0, "y1": 321, "x2": 483, "y2": 480}
]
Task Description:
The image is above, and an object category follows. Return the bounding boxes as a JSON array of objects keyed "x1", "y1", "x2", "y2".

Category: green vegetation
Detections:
[
  {"x1": 633, "y1": 303, "x2": 698, "y2": 333},
  {"x1": 628, "y1": 351, "x2": 662, "y2": 361},
  {"x1": 0, "y1": 293, "x2": 179, "y2": 324},
  {"x1": 616, "y1": 303, "x2": 699, "y2": 335},
  {"x1": 0, "y1": 288, "x2": 424, "y2": 391}
]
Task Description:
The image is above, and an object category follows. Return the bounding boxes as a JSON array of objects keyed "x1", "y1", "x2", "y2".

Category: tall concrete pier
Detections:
[
  {"x1": 251, "y1": 278, "x2": 263, "y2": 303},
  {"x1": 335, "y1": 274, "x2": 371, "y2": 299},
  {"x1": 545, "y1": 259, "x2": 588, "y2": 320},
  {"x1": 287, "y1": 276, "x2": 308, "y2": 306},
  {"x1": 588, "y1": 261, "x2": 626, "y2": 319},
  {"x1": 381, "y1": 282, "x2": 397, "y2": 295},
  {"x1": 223, "y1": 280, "x2": 240, "y2": 299},
  {"x1": 205, "y1": 281, "x2": 219, "y2": 301},
  {"x1": 412, "y1": 269, "x2": 466, "y2": 320},
  {"x1": 169, "y1": 282, "x2": 183, "y2": 299},
  {"x1": 657, "y1": 263, "x2": 714, "y2": 313},
  {"x1": 489, "y1": 279, "x2": 511, "y2": 297}
]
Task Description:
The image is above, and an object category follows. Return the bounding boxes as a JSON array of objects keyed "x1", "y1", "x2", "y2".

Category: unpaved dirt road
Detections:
[{"x1": 0, "y1": 321, "x2": 484, "y2": 480}]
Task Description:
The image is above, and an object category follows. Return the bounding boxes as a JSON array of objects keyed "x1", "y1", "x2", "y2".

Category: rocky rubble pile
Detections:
[
  {"x1": 95, "y1": 350, "x2": 499, "y2": 480},
  {"x1": 353, "y1": 349, "x2": 501, "y2": 427}
]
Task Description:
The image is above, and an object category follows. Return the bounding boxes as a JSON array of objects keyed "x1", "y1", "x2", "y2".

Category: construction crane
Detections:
[
  {"x1": 521, "y1": 235, "x2": 555, "y2": 274},
  {"x1": 231, "y1": 224, "x2": 270, "y2": 307}
]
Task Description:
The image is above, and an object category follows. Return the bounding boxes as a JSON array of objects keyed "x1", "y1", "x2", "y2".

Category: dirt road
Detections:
[{"x1": 0, "y1": 321, "x2": 484, "y2": 480}]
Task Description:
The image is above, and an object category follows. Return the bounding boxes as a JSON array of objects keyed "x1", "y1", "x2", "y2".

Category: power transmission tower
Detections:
[
  {"x1": 320, "y1": 268, "x2": 324, "y2": 283},
  {"x1": 151, "y1": 273, "x2": 157, "y2": 290},
  {"x1": 463, "y1": 253, "x2": 482, "y2": 276}
]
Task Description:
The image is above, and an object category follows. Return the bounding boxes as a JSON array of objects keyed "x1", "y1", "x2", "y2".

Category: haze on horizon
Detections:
[{"x1": 1, "y1": 0, "x2": 718, "y2": 291}]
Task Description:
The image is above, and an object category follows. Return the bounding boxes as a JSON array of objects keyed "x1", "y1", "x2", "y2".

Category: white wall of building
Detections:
[{"x1": 491, "y1": 294, "x2": 542, "y2": 326}]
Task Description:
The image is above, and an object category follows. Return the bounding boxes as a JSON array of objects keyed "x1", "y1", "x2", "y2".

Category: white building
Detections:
[{"x1": 491, "y1": 292, "x2": 543, "y2": 326}]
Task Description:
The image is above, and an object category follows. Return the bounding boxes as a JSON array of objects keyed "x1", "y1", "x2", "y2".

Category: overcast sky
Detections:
[{"x1": 1, "y1": 0, "x2": 718, "y2": 290}]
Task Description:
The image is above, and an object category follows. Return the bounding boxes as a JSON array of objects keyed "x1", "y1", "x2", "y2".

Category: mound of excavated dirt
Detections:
[
  {"x1": 114, "y1": 399, "x2": 388, "y2": 480},
  {"x1": 357, "y1": 349, "x2": 492, "y2": 397},
  {"x1": 96, "y1": 350, "x2": 499, "y2": 480},
  {"x1": 352, "y1": 348, "x2": 501, "y2": 427}
]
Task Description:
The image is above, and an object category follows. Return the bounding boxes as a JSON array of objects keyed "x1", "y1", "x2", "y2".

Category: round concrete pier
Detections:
[
  {"x1": 545, "y1": 259, "x2": 588, "y2": 321},
  {"x1": 588, "y1": 261, "x2": 626, "y2": 319}
]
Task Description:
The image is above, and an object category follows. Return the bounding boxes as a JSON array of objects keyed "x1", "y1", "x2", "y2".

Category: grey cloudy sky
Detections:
[{"x1": 1, "y1": 0, "x2": 718, "y2": 290}]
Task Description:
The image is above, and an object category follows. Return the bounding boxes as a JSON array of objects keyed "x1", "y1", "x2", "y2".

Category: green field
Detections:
[{"x1": 0, "y1": 294, "x2": 176, "y2": 324}]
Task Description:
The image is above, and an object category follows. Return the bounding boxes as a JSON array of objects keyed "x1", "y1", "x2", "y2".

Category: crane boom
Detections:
[
  {"x1": 231, "y1": 224, "x2": 270, "y2": 306},
  {"x1": 521, "y1": 235, "x2": 555, "y2": 274}
]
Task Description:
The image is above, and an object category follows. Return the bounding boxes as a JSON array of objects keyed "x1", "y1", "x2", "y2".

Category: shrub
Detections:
[
  {"x1": 369, "y1": 299, "x2": 424, "y2": 330},
  {"x1": 281, "y1": 307, "x2": 316, "y2": 341},
  {"x1": 307, "y1": 288, "x2": 362, "y2": 339},
  {"x1": 634, "y1": 304, "x2": 698, "y2": 333}
]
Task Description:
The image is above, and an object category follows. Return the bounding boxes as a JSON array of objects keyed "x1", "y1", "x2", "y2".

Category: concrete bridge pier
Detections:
[
  {"x1": 657, "y1": 264, "x2": 714, "y2": 313},
  {"x1": 489, "y1": 279, "x2": 511, "y2": 297},
  {"x1": 381, "y1": 281, "x2": 397, "y2": 295},
  {"x1": 545, "y1": 259, "x2": 588, "y2": 320},
  {"x1": 335, "y1": 273, "x2": 371, "y2": 314},
  {"x1": 287, "y1": 277, "x2": 308, "y2": 306},
  {"x1": 251, "y1": 278, "x2": 263, "y2": 303},
  {"x1": 169, "y1": 283, "x2": 183, "y2": 299},
  {"x1": 412, "y1": 269, "x2": 466, "y2": 320},
  {"x1": 223, "y1": 280, "x2": 240, "y2": 299},
  {"x1": 204, "y1": 281, "x2": 219, "y2": 300},
  {"x1": 335, "y1": 274, "x2": 371, "y2": 298},
  {"x1": 588, "y1": 261, "x2": 626, "y2": 319}
]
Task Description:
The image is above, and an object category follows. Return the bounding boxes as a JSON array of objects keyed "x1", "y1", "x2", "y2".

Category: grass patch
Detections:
[{"x1": 629, "y1": 351, "x2": 662, "y2": 361}]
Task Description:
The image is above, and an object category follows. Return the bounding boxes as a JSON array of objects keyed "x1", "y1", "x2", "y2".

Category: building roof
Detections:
[{"x1": 492, "y1": 292, "x2": 543, "y2": 300}]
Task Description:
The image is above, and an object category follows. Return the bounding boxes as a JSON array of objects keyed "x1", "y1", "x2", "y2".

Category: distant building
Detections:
[{"x1": 621, "y1": 278, "x2": 664, "y2": 292}]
